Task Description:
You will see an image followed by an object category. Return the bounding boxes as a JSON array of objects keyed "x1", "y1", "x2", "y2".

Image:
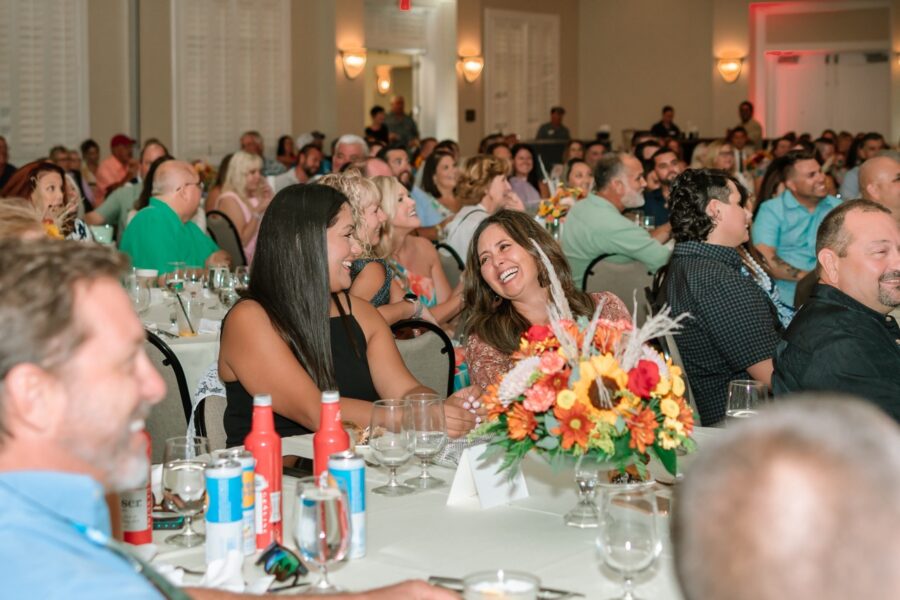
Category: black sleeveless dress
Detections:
[{"x1": 223, "y1": 295, "x2": 379, "y2": 447}]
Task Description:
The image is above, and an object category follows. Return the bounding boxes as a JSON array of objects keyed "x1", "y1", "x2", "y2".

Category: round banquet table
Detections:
[{"x1": 150, "y1": 427, "x2": 722, "y2": 598}]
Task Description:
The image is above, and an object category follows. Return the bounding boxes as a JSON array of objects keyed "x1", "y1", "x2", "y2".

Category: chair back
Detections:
[
  {"x1": 659, "y1": 333, "x2": 700, "y2": 425},
  {"x1": 194, "y1": 395, "x2": 228, "y2": 452},
  {"x1": 144, "y1": 331, "x2": 193, "y2": 462},
  {"x1": 435, "y1": 242, "x2": 465, "y2": 289},
  {"x1": 391, "y1": 319, "x2": 456, "y2": 396},
  {"x1": 582, "y1": 254, "x2": 653, "y2": 324},
  {"x1": 206, "y1": 210, "x2": 247, "y2": 267}
]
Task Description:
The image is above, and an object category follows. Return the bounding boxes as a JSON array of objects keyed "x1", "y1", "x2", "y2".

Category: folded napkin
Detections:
[
  {"x1": 200, "y1": 550, "x2": 275, "y2": 594},
  {"x1": 198, "y1": 318, "x2": 221, "y2": 335}
]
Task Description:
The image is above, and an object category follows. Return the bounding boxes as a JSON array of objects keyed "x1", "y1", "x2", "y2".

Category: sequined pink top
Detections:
[{"x1": 464, "y1": 292, "x2": 631, "y2": 392}]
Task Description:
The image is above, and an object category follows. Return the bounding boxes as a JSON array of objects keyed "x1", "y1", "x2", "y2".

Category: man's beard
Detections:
[
  {"x1": 878, "y1": 270, "x2": 900, "y2": 308},
  {"x1": 622, "y1": 188, "x2": 645, "y2": 209}
]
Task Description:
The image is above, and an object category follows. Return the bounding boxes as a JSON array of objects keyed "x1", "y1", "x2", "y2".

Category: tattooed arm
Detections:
[{"x1": 754, "y1": 243, "x2": 809, "y2": 281}]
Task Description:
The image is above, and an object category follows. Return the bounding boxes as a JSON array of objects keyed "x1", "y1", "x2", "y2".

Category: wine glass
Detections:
[
  {"x1": 164, "y1": 262, "x2": 186, "y2": 293},
  {"x1": 596, "y1": 481, "x2": 662, "y2": 600},
  {"x1": 564, "y1": 453, "x2": 609, "y2": 528},
  {"x1": 369, "y1": 399, "x2": 415, "y2": 496},
  {"x1": 184, "y1": 266, "x2": 204, "y2": 296},
  {"x1": 162, "y1": 436, "x2": 210, "y2": 547},
  {"x1": 293, "y1": 476, "x2": 351, "y2": 592},
  {"x1": 403, "y1": 393, "x2": 448, "y2": 489},
  {"x1": 725, "y1": 379, "x2": 769, "y2": 425}
]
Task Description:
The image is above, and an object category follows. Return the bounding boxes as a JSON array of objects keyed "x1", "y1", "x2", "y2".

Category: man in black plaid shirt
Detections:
[{"x1": 665, "y1": 169, "x2": 781, "y2": 425}]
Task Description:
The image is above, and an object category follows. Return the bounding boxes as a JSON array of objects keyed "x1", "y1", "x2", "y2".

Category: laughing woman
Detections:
[
  {"x1": 463, "y1": 210, "x2": 630, "y2": 392},
  {"x1": 218, "y1": 184, "x2": 477, "y2": 445}
]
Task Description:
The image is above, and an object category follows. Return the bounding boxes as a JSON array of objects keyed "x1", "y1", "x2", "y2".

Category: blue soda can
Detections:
[
  {"x1": 328, "y1": 450, "x2": 366, "y2": 559},
  {"x1": 214, "y1": 448, "x2": 256, "y2": 555},
  {"x1": 205, "y1": 458, "x2": 243, "y2": 564}
]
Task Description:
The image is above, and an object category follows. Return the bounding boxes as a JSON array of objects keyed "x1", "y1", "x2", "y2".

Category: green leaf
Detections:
[
  {"x1": 536, "y1": 436, "x2": 559, "y2": 451},
  {"x1": 544, "y1": 412, "x2": 560, "y2": 432},
  {"x1": 652, "y1": 444, "x2": 678, "y2": 476}
]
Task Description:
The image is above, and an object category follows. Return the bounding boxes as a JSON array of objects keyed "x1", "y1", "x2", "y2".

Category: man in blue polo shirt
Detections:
[
  {"x1": 120, "y1": 160, "x2": 231, "y2": 274},
  {"x1": 0, "y1": 240, "x2": 462, "y2": 600},
  {"x1": 752, "y1": 150, "x2": 841, "y2": 306}
]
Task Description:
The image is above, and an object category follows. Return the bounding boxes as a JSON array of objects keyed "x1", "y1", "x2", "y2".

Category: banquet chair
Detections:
[
  {"x1": 206, "y1": 210, "x2": 247, "y2": 267},
  {"x1": 582, "y1": 254, "x2": 653, "y2": 324},
  {"x1": 193, "y1": 395, "x2": 227, "y2": 452},
  {"x1": 391, "y1": 319, "x2": 455, "y2": 397},
  {"x1": 435, "y1": 242, "x2": 465, "y2": 289},
  {"x1": 144, "y1": 330, "x2": 193, "y2": 462}
]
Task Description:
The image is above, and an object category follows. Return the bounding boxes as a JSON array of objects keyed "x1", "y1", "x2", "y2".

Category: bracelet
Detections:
[{"x1": 413, "y1": 299, "x2": 424, "y2": 319}]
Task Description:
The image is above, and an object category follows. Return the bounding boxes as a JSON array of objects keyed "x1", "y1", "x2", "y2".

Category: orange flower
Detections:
[
  {"x1": 626, "y1": 408, "x2": 659, "y2": 454},
  {"x1": 507, "y1": 403, "x2": 538, "y2": 441},
  {"x1": 482, "y1": 385, "x2": 506, "y2": 420},
  {"x1": 677, "y1": 398, "x2": 695, "y2": 436},
  {"x1": 541, "y1": 370, "x2": 569, "y2": 391},
  {"x1": 552, "y1": 402, "x2": 591, "y2": 450}
]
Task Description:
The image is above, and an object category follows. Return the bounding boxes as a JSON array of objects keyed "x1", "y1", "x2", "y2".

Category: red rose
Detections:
[
  {"x1": 627, "y1": 360, "x2": 660, "y2": 398},
  {"x1": 524, "y1": 324, "x2": 553, "y2": 343}
]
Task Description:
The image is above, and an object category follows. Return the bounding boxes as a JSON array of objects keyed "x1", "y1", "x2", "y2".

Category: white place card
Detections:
[{"x1": 447, "y1": 443, "x2": 529, "y2": 509}]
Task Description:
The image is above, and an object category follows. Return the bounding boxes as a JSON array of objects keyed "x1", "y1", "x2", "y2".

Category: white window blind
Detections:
[
  {"x1": 484, "y1": 9, "x2": 559, "y2": 140},
  {"x1": 172, "y1": 0, "x2": 290, "y2": 163},
  {"x1": 0, "y1": 0, "x2": 89, "y2": 164}
]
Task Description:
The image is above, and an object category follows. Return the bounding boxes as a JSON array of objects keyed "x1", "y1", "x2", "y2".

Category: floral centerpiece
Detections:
[
  {"x1": 476, "y1": 244, "x2": 696, "y2": 478},
  {"x1": 192, "y1": 160, "x2": 218, "y2": 192},
  {"x1": 536, "y1": 186, "x2": 586, "y2": 222}
]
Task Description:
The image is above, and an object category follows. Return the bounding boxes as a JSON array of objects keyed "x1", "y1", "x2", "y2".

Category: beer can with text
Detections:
[
  {"x1": 328, "y1": 450, "x2": 366, "y2": 558},
  {"x1": 214, "y1": 448, "x2": 256, "y2": 555},
  {"x1": 205, "y1": 458, "x2": 243, "y2": 564}
]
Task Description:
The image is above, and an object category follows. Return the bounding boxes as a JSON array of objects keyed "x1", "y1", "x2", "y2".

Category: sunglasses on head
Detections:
[{"x1": 256, "y1": 542, "x2": 309, "y2": 590}]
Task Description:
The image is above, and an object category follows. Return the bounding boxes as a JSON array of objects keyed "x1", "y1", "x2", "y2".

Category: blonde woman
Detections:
[
  {"x1": 701, "y1": 139, "x2": 754, "y2": 194},
  {"x1": 217, "y1": 150, "x2": 273, "y2": 264},
  {"x1": 0, "y1": 198, "x2": 48, "y2": 240},
  {"x1": 375, "y1": 175, "x2": 463, "y2": 329}
]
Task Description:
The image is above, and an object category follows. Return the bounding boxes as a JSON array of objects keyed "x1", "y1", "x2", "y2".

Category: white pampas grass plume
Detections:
[
  {"x1": 619, "y1": 304, "x2": 690, "y2": 371},
  {"x1": 529, "y1": 239, "x2": 579, "y2": 361},
  {"x1": 498, "y1": 356, "x2": 541, "y2": 404}
]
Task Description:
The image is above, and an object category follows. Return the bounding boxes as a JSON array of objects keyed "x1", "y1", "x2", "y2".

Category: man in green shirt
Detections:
[
  {"x1": 562, "y1": 153, "x2": 672, "y2": 284},
  {"x1": 84, "y1": 140, "x2": 168, "y2": 242},
  {"x1": 120, "y1": 160, "x2": 230, "y2": 274}
]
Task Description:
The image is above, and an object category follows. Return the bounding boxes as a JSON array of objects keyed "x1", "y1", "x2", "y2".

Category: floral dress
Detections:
[
  {"x1": 389, "y1": 259, "x2": 438, "y2": 308},
  {"x1": 465, "y1": 292, "x2": 631, "y2": 392}
]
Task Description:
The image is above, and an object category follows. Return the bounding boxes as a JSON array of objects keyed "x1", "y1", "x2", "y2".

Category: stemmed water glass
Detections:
[
  {"x1": 124, "y1": 271, "x2": 150, "y2": 315},
  {"x1": 596, "y1": 481, "x2": 662, "y2": 600},
  {"x1": 234, "y1": 266, "x2": 251, "y2": 290},
  {"x1": 564, "y1": 453, "x2": 609, "y2": 528},
  {"x1": 370, "y1": 399, "x2": 415, "y2": 496},
  {"x1": 725, "y1": 379, "x2": 769, "y2": 425},
  {"x1": 293, "y1": 476, "x2": 351, "y2": 592},
  {"x1": 162, "y1": 436, "x2": 210, "y2": 547},
  {"x1": 403, "y1": 393, "x2": 448, "y2": 489}
]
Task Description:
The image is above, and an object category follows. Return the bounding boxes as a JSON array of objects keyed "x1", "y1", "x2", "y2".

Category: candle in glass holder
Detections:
[{"x1": 463, "y1": 570, "x2": 539, "y2": 600}]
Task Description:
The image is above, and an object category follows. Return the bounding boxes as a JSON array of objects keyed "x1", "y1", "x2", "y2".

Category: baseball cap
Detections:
[{"x1": 110, "y1": 134, "x2": 136, "y2": 148}]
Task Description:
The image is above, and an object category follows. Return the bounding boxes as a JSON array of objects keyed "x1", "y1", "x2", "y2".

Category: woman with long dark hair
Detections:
[
  {"x1": 462, "y1": 210, "x2": 629, "y2": 391},
  {"x1": 508, "y1": 144, "x2": 546, "y2": 211},
  {"x1": 1, "y1": 161, "x2": 87, "y2": 240},
  {"x1": 218, "y1": 184, "x2": 476, "y2": 446}
]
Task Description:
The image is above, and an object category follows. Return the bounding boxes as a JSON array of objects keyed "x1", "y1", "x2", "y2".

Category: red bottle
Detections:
[
  {"x1": 313, "y1": 391, "x2": 350, "y2": 477},
  {"x1": 121, "y1": 430, "x2": 153, "y2": 545},
  {"x1": 244, "y1": 394, "x2": 283, "y2": 548}
]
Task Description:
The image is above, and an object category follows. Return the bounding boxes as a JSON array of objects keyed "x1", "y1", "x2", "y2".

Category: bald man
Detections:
[
  {"x1": 859, "y1": 155, "x2": 900, "y2": 220},
  {"x1": 120, "y1": 161, "x2": 230, "y2": 273}
]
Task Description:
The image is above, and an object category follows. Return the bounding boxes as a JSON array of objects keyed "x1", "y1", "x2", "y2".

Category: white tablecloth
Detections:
[
  {"x1": 151, "y1": 428, "x2": 722, "y2": 598},
  {"x1": 142, "y1": 292, "x2": 226, "y2": 395}
]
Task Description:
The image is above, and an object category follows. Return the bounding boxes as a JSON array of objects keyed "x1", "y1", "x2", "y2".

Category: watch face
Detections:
[{"x1": 404, "y1": 293, "x2": 418, "y2": 302}]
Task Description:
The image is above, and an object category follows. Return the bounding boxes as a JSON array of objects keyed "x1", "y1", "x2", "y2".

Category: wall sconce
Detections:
[
  {"x1": 458, "y1": 55, "x2": 484, "y2": 83},
  {"x1": 716, "y1": 57, "x2": 743, "y2": 83},
  {"x1": 340, "y1": 49, "x2": 367, "y2": 80},
  {"x1": 376, "y1": 65, "x2": 392, "y2": 95}
]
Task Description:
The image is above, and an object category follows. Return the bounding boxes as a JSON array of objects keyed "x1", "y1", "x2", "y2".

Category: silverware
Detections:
[{"x1": 428, "y1": 575, "x2": 585, "y2": 598}]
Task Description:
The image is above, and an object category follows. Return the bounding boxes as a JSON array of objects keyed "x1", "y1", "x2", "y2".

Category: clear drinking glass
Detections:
[
  {"x1": 564, "y1": 454, "x2": 610, "y2": 528},
  {"x1": 184, "y1": 266, "x2": 204, "y2": 296},
  {"x1": 370, "y1": 399, "x2": 415, "y2": 496},
  {"x1": 725, "y1": 379, "x2": 769, "y2": 425},
  {"x1": 596, "y1": 481, "x2": 662, "y2": 600},
  {"x1": 164, "y1": 262, "x2": 186, "y2": 293},
  {"x1": 234, "y1": 266, "x2": 251, "y2": 290},
  {"x1": 162, "y1": 436, "x2": 210, "y2": 547},
  {"x1": 293, "y1": 476, "x2": 351, "y2": 592},
  {"x1": 403, "y1": 393, "x2": 448, "y2": 489},
  {"x1": 124, "y1": 271, "x2": 150, "y2": 315}
]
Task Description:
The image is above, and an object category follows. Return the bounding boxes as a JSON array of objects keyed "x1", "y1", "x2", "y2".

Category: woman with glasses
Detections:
[{"x1": 217, "y1": 150, "x2": 273, "y2": 264}]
